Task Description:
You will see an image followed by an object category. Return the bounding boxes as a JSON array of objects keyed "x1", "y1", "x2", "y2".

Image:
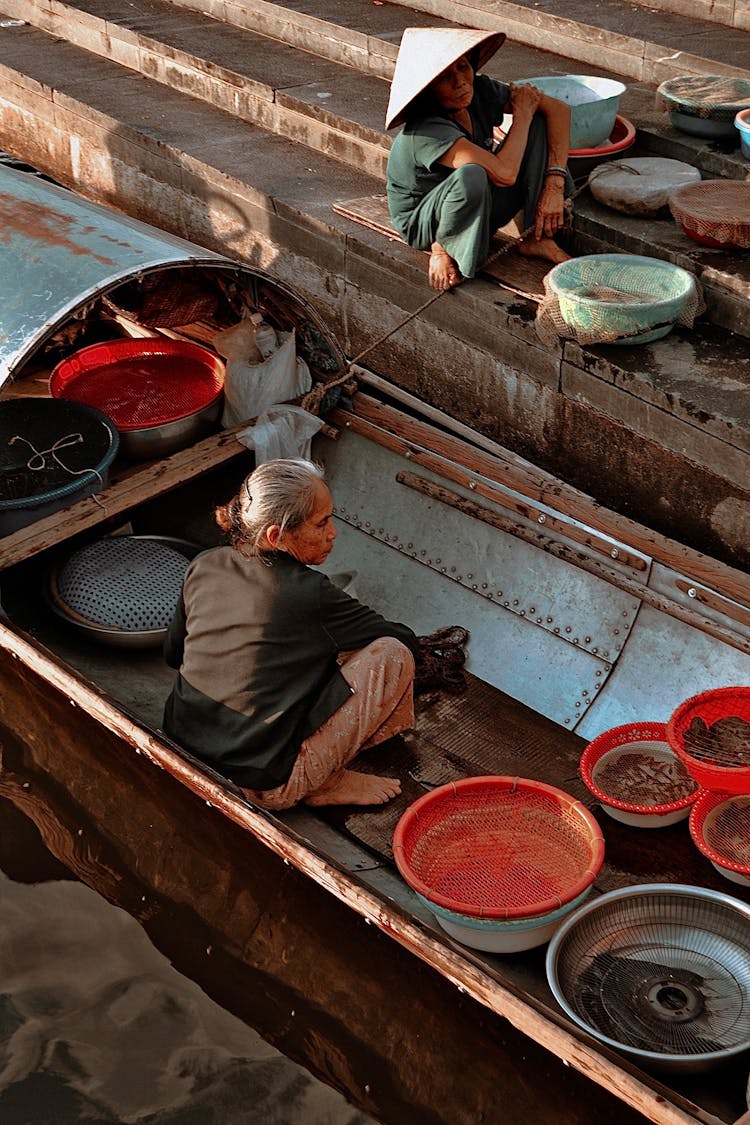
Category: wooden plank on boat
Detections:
[
  {"x1": 0, "y1": 619, "x2": 722, "y2": 1125},
  {"x1": 334, "y1": 395, "x2": 750, "y2": 611},
  {"x1": 0, "y1": 426, "x2": 251, "y2": 571}
]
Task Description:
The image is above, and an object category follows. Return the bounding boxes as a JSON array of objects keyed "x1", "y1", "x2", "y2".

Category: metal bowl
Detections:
[
  {"x1": 546, "y1": 884, "x2": 750, "y2": 1073},
  {"x1": 48, "y1": 534, "x2": 200, "y2": 648},
  {"x1": 117, "y1": 398, "x2": 222, "y2": 459}
]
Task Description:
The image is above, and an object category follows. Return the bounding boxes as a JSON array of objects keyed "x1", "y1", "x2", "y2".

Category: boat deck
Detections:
[{"x1": 5, "y1": 546, "x2": 749, "y2": 1123}]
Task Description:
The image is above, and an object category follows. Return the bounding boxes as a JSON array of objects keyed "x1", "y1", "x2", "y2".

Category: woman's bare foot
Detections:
[
  {"x1": 304, "y1": 769, "x2": 402, "y2": 807},
  {"x1": 518, "y1": 236, "x2": 571, "y2": 264},
  {"x1": 428, "y1": 242, "x2": 461, "y2": 291}
]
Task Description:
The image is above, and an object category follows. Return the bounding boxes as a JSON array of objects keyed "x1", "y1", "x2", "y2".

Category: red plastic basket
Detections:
[
  {"x1": 690, "y1": 790, "x2": 750, "y2": 880},
  {"x1": 50, "y1": 339, "x2": 225, "y2": 430},
  {"x1": 667, "y1": 687, "x2": 750, "y2": 794},
  {"x1": 580, "y1": 722, "x2": 699, "y2": 816},
  {"x1": 392, "y1": 776, "x2": 604, "y2": 920}
]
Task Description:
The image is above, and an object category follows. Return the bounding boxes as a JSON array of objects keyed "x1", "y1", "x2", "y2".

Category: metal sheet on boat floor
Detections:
[
  {"x1": 321, "y1": 521, "x2": 613, "y2": 729},
  {"x1": 575, "y1": 601, "x2": 750, "y2": 742},
  {"x1": 317, "y1": 673, "x2": 590, "y2": 864}
]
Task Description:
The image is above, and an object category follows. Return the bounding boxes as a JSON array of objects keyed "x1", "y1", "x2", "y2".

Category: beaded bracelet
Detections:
[{"x1": 545, "y1": 166, "x2": 568, "y2": 177}]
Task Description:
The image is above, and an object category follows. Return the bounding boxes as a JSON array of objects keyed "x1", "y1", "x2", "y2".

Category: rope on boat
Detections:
[
  {"x1": 415, "y1": 625, "x2": 470, "y2": 695},
  {"x1": 301, "y1": 179, "x2": 592, "y2": 416}
]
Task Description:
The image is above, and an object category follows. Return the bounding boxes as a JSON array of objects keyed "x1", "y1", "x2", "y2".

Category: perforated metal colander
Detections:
[
  {"x1": 49, "y1": 535, "x2": 196, "y2": 647},
  {"x1": 547, "y1": 884, "x2": 750, "y2": 1072}
]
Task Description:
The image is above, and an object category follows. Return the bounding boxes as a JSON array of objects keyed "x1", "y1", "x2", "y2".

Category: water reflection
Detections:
[{"x1": 0, "y1": 861, "x2": 371, "y2": 1124}]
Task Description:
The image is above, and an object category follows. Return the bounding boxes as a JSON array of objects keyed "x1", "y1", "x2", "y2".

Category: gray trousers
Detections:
[{"x1": 404, "y1": 114, "x2": 572, "y2": 278}]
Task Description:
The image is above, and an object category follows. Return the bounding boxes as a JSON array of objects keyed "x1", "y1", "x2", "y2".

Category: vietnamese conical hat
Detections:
[{"x1": 385, "y1": 27, "x2": 506, "y2": 130}]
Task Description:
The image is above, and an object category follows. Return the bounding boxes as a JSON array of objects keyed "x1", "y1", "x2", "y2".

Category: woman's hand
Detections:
[
  {"x1": 534, "y1": 177, "x2": 566, "y2": 239},
  {"x1": 509, "y1": 82, "x2": 542, "y2": 121}
]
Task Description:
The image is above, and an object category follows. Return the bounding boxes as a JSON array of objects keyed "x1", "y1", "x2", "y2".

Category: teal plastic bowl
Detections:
[
  {"x1": 736, "y1": 108, "x2": 750, "y2": 159},
  {"x1": 518, "y1": 75, "x2": 625, "y2": 148},
  {"x1": 546, "y1": 254, "x2": 697, "y2": 346}
]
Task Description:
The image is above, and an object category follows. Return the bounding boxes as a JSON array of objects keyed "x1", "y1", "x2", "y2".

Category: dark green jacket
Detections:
[{"x1": 163, "y1": 546, "x2": 418, "y2": 789}]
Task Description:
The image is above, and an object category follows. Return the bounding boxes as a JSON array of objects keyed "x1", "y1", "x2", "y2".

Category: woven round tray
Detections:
[
  {"x1": 658, "y1": 76, "x2": 750, "y2": 121},
  {"x1": 669, "y1": 180, "x2": 750, "y2": 249}
]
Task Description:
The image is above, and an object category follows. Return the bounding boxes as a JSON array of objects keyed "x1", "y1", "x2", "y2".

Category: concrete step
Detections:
[
  {"x1": 378, "y1": 0, "x2": 750, "y2": 81},
  {"x1": 6, "y1": 0, "x2": 747, "y2": 340},
  {"x1": 0, "y1": 13, "x2": 749, "y2": 570}
]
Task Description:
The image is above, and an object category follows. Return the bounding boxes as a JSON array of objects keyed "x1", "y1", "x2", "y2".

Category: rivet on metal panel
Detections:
[
  {"x1": 613, "y1": 629, "x2": 620, "y2": 635},
  {"x1": 573, "y1": 637, "x2": 579, "y2": 644},
  {"x1": 482, "y1": 583, "x2": 488, "y2": 589},
  {"x1": 504, "y1": 601, "x2": 510, "y2": 606},
  {"x1": 457, "y1": 575, "x2": 463, "y2": 581},
  {"x1": 595, "y1": 670, "x2": 603, "y2": 677},
  {"x1": 547, "y1": 616, "x2": 553, "y2": 623},
  {"x1": 520, "y1": 610, "x2": 526, "y2": 616},
  {"x1": 468, "y1": 573, "x2": 474, "y2": 579},
  {"x1": 379, "y1": 528, "x2": 384, "y2": 534},
  {"x1": 582, "y1": 690, "x2": 589, "y2": 697},
  {"x1": 585, "y1": 636, "x2": 591, "y2": 643},
  {"x1": 592, "y1": 647, "x2": 598, "y2": 654},
  {"x1": 529, "y1": 607, "x2": 536, "y2": 614},
  {"x1": 405, "y1": 450, "x2": 412, "y2": 458},
  {"x1": 624, "y1": 622, "x2": 630, "y2": 630},
  {"x1": 436, "y1": 558, "x2": 442, "y2": 564},
  {"x1": 497, "y1": 590, "x2": 503, "y2": 598},
  {"x1": 472, "y1": 585, "x2": 477, "y2": 590},
  {"x1": 469, "y1": 480, "x2": 477, "y2": 490},
  {"x1": 421, "y1": 550, "x2": 426, "y2": 556},
  {"x1": 442, "y1": 567, "x2": 447, "y2": 573},
  {"x1": 428, "y1": 559, "x2": 433, "y2": 565},
  {"x1": 611, "y1": 548, "x2": 619, "y2": 559},
  {"x1": 536, "y1": 617, "x2": 542, "y2": 624},
  {"x1": 450, "y1": 567, "x2": 456, "y2": 573},
  {"x1": 406, "y1": 541, "x2": 412, "y2": 547},
  {"x1": 575, "y1": 701, "x2": 581, "y2": 708},
  {"x1": 564, "y1": 717, "x2": 570, "y2": 724},
  {"x1": 687, "y1": 587, "x2": 697, "y2": 598},
  {"x1": 538, "y1": 514, "x2": 546, "y2": 524},
  {"x1": 554, "y1": 627, "x2": 560, "y2": 634},
  {"x1": 565, "y1": 626, "x2": 571, "y2": 634},
  {"x1": 345, "y1": 420, "x2": 351, "y2": 428},
  {"x1": 603, "y1": 650, "x2": 609, "y2": 658},
  {"x1": 513, "y1": 599, "x2": 519, "y2": 606}
]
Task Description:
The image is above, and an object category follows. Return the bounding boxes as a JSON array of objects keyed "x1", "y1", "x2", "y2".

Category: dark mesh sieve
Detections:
[{"x1": 55, "y1": 537, "x2": 189, "y2": 632}]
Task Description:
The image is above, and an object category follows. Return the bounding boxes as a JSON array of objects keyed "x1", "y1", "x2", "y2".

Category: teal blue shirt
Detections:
[{"x1": 386, "y1": 75, "x2": 510, "y2": 241}]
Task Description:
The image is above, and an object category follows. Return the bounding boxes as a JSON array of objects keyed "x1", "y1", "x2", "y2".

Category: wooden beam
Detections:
[
  {"x1": 336, "y1": 395, "x2": 750, "y2": 610},
  {"x1": 0, "y1": 425, "x2": 252, "y2": 571}
]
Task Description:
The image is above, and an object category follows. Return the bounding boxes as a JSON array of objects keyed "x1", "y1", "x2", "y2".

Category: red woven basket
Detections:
[
  {"x1": 689, "y1": 790, "x2": 750, "y2": 881},
  {"x1": 580, "y1": 721, "x2": 699, "y2": 817},
  {"x1": 667, "y1": 687, "x2": 750, "y2": 794},
  {"x1": 50, "y1": 339, "x2": 225, "y2": 430},
  {"x1": 392, "y1": 776, "x2": 604, "y2": 920}
]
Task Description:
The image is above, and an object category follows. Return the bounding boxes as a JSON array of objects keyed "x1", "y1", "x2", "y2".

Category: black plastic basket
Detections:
[{"x1": 0, "y1": 397, "x2": 119, "y2": 534}]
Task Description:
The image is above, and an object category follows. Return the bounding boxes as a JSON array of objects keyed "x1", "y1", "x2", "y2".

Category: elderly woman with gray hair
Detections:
[{"x1": 163, "y1": 458, "x2": 418, "y2": 809}]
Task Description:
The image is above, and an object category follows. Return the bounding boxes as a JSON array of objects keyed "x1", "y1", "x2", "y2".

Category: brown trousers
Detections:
[{"x1": 244, "y1": 637, "x2": 415, "y2": 810}]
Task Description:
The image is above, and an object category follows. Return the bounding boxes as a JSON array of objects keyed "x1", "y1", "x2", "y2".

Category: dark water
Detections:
[{"x1": 0, "y1": 798, "x2": 373, "y2": 1125}]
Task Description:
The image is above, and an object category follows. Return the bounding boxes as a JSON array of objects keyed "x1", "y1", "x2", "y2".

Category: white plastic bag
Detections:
[
  {"x1": 217, "y1": 326, "x2": 311, "y2": 428},
  {"x1": 237, "y1": 405, "x2": 324, "y2": 463}
]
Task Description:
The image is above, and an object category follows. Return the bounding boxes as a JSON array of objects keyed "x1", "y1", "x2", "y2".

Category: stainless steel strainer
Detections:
[
  {"x1": 49, "y1": 534, "x2": 198, "y2": 647},
  {"x1": 546, "y1": 884, "x2": 750, "y2": 1073}
]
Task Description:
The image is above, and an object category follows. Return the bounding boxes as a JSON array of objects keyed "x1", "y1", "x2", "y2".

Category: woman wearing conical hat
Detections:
[{"x1": 385, "y1": 28, "x2": 573, "y2": 291}]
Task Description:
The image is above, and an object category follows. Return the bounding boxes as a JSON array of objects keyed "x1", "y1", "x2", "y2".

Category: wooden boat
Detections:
[{"x1": 2, "y1": 162, "x2": 750, "y2": 1125}]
